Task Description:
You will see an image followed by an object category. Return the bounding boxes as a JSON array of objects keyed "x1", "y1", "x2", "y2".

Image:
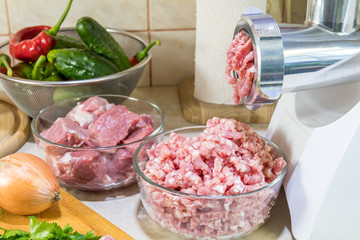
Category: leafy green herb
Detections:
[
  {"x1": 0, "y1": 216, "x2": 101, "y2": 240},
  {"x1": 0, "y1": 228, "x2": 28, "y2": 239}
]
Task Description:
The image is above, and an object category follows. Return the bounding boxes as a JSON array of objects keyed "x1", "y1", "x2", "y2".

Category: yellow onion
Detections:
[{"x1": 0, "y1": 152, "x2": 61, "y2": 215}]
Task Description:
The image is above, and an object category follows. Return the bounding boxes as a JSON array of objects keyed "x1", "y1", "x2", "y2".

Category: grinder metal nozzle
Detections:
[{"x1": 235, "y1": 0, "x2": 360, "y2": 110}]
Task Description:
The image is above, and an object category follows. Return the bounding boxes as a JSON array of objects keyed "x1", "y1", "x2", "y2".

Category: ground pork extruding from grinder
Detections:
[
  {"x1": 39, "y1": 96, "x2": 154, "y2": 190},
  {"x1": 142, "y1": 117, "x2": 286, "y2": 238},
  {"x1": 225, "y1": 30, "x2": 255, "y2": 104}
]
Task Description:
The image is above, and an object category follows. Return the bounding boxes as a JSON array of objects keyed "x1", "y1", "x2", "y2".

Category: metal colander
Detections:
[{"x1": 0, "y1": 28, "x2": 151, "y2": 118}]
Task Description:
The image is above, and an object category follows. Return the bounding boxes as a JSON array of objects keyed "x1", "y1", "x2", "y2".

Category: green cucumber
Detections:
[
  {"x1": 76, "y1": 16, "x2": 132, "y2": 71},
  {"x1": 54, "y1": 34, "x2": 89, "y2": 50},
  {"x1": 47, "y1": 48, "x2": 120, "y2": 80}
]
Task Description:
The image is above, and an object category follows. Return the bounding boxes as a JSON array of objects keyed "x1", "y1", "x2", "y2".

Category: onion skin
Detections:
[{"x1": 0, "y1": 153, "x2": 61, "y2": 215}]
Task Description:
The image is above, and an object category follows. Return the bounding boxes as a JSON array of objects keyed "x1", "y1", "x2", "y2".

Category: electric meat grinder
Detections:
[{"x1": 235, "y1": 0, "x2": 360, "y2": 239}]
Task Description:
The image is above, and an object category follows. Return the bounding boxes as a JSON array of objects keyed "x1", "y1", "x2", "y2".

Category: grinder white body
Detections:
[{"x1": 267, "y1": 81, "x2": 360, "y2": 239}]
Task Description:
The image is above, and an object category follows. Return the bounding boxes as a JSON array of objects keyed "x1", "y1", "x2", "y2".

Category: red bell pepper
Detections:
[
  {"x1": 130, "y1": 40, "x2": 161, "y2": 66},
  {"x1": 9, "y1": 0, "x2": 73, "y2": 62}
]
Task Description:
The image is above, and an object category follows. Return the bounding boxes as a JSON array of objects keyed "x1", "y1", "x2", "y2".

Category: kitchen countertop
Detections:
[{"x1": 17, "y1": 86, "x2": 294, "y2": 240}]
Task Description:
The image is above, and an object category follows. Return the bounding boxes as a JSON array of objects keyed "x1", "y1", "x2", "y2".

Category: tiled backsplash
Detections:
[{"x1": 0, "y1": 0, "x2": 306, "y2": 87}]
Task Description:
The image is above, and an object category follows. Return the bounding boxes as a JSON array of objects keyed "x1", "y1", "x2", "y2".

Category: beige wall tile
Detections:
[
  {"x1": 0, "y1": 36, "x2": 9, "y2": 45},
  {"x1": 0, "y1": 0, "x2": 8, "y2": 34},
  {"x1": 151, "y1": 30, "x2": 195, "y2": 86},
  {"x1": 8, "y1": 0, "x2": 148, "y2": 33},
  {"x1": 150, "y1": 0, "x2": 196, "y2": 29}
]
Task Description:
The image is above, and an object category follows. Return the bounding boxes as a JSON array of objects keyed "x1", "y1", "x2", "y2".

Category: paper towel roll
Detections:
[{"x1": 194, "y1": 0, "x2": 267, "y2": 105}]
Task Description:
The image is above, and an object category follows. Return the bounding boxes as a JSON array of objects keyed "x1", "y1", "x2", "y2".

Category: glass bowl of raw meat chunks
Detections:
[{"x1": 31, "y1": 94, "x2": 164, "y2": 191}]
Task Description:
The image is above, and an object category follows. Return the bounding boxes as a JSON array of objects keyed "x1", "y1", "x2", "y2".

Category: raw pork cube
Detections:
[
  {"x1": 40, "y1": 118, "x2": 92, "y2": 147},
  {"x1": 66, "y1": 96, "x2": 115, "y2": 128},
  {"x1": 108, "y1": 148, "x2": 134, "y2": 181},
  {"x1": 123, "y1": 124, "x2": 154, "y2": 153},
  {"x1": 89, "y1": 105, "x2": 141, "y2": 147},
  {"x1": 139, "y1": 114, "x2": 154, "y2": 126},
  {"x1": 59, "y1": 150, "x2": 108, "y2": 184}
]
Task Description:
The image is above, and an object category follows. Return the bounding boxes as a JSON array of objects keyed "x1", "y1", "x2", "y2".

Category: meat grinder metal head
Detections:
[{"x1": 235, "y1": 0, "x2": 360, "y2": 110}]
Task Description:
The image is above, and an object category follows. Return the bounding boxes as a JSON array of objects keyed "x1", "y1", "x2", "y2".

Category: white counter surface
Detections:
[{"x1": 17, "y1": 86, "x2": 294, "y2": 240}]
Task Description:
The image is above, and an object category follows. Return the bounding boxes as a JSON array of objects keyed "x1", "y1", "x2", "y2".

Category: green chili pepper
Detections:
[
  {"x1": 12, "y1": 62, "x2": 33, "y2": 79},
  {"x1": 54, "y1": 34, "x2": 89, "y2": 50},
  {"x1": 130, "y1": 40, "x2": 161, "y2": 66},
  {"x1": 47, "y1": 48, "x2": 120, "y2": 80},
  {"x1": 31, "y1": 55, "x2": 64, "y2": 81},
  {"x1": 31, "y1": 55, "x2": 47, "y2": 80},
  {"x1": 0, "y1": 53, "x2": 12, "y2": 76},
  {"x1": 76, "y1": 16, "x2": 132, "y2": 71}
]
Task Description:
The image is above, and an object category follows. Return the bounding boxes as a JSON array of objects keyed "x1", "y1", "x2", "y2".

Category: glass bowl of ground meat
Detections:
[
  {"x1": 31, "y1": 94, "x2": 164, "y2": 191},
  {"x1": 133, "y1": 117, "x2": 287, "y2": 239}
]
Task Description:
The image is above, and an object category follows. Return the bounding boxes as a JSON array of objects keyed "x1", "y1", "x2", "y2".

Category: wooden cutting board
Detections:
[
  {"x1": 178, "y1": 77, "x2": 277, "y2": 125},
  {"x1": 0, "y1": 96, "x2": 30, "y2": 158},
  {"x1": 0, "y1": 188, "x2": 134, "y2": 239}
]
